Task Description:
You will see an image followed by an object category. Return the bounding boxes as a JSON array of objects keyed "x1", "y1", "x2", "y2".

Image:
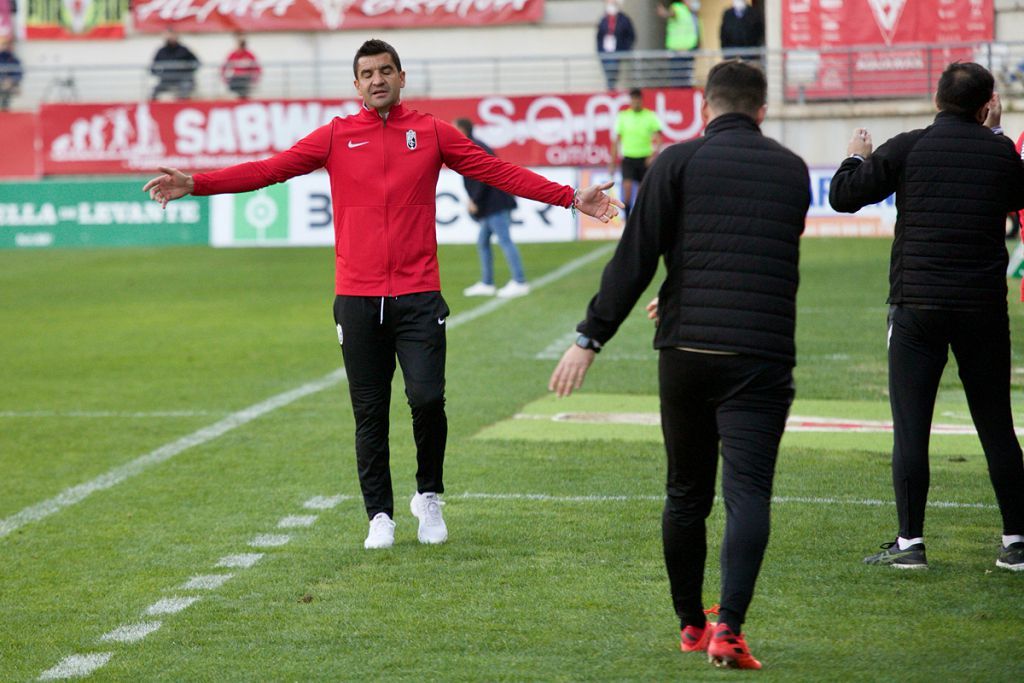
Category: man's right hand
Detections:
[
  {"x1": 847, "y1": 128, "x2": 873, "y2": 158},
  {"x1": 143, "y1": 167, "x2": 194, "y2": 208}
]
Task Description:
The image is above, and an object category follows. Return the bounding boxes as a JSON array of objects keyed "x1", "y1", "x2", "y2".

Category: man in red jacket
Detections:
[{"x1": 144, "y1": 39, "x2": 621, "y2": 551}]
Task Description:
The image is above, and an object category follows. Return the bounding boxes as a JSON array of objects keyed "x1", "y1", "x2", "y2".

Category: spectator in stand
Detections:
[
  {"x1": 657, "y1": 0, "x2": 701, "y2": 88},
  {"x1": 222, "y1": 33, "x2": 261, "y2": 100},
  {"x1": 720, "y1": 1, "x2": 764, "y2": 61},
  {"x1": 0, "y1": 36, "x2": 23, "y2": 112},
  {"x1": 454, "y1": 118, "x2": 529, "y2": 299},
  {"x1": 596, "y1": 0, "x2": 635, "y2": 91},
  {"x1": 150, "y1": 29, "x2": 200, "y2": 101}
]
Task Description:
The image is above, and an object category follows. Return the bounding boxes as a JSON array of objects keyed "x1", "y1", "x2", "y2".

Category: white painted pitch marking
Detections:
[
  {"x1": 1, "y1": 245, "x2": 610, "y2": 541},
  {"x1": 99, "y1": 621, "x2": 163, "y2": 644},
  {"x1": 248, "y1": 534, "x2": 291, "y2": 548},
  {"x1": 216, "y1": 553, "x2": 264, "y2": 568},
  {"x1": 145, "y1": 596, "x2": 200, "y2": 616},
  {"x1": 303, "y1": 494, "x2": 349, "y2": 510},
  {"x1": 278, "y1": 515, "x2": 317, "y2": 528},
  {"x1": 0, "y1": 410, "x2": 214, "y2": 418},
  {"x1": 535, "y1": 332, "x2": 579, "y2": 360},
  {"x1": 0, "y1": 369, "x2": 345, "y2": 540},
  {"x1": 38, "y1": 653, "x2": 113, "y2": 680},
  {"x1": 180, "y1": 574, "x2": 234, "y2": 590},
  {"x1": 451, "y1": 492, "x2": 999, "y2": 511}
]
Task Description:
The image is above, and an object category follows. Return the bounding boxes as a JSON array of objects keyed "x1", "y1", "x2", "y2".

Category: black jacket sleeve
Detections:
[
  {"x1": 577, "y1": 142, "x2": 693, "y2": 344},
  {"x1": 828, "y1": 132, "x2": 914, "y2": 212}
]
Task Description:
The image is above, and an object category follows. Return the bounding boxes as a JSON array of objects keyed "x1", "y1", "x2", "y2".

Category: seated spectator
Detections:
[
  {"x1": 222, "y1": 33, "x2": 261, "y2": 100},
  {"x1": 150, "y1": 29, "x2": 199, "y2": 101},
  {"x1": 0, "y1": 36, "x2": 23, "y2": 112}
]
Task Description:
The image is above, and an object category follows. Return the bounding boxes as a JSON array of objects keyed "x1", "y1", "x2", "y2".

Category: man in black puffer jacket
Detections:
[
  {"x1": 550, "y1": 60, "x2": 810, "y2": 670},
  {"x1": 830, "y1": 62, "x2": 1024, "y2": 573}
]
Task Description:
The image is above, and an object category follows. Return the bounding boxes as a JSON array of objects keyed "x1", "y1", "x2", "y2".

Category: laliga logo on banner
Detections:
[{"x1": 867, "y1": 0, "x2": 908, "y2": 46}]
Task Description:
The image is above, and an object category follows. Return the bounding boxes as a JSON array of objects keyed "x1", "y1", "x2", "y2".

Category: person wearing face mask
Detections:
[
  {"x1": 596, "y1": 0, "x2": 636, "y2": 91},
  {"x1": 720, "y1": 1, "x2": 764, "y2": 62},
  {"x1": 656, "y1": 0, "x2": 702, "y2": 88}
]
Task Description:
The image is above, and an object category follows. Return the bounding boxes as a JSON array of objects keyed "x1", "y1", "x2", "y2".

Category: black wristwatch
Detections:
[{"x1": 575, "y1": 334, "x2": 602, "y2": 353}]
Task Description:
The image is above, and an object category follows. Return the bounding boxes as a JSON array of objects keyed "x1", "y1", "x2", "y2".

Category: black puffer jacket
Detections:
[
  {"x1": 579, "y1": 113, "x2": 810, "y2": 366},
  {"x1": 829, "y1": 111, "x2": 1024, "y2": 309}
]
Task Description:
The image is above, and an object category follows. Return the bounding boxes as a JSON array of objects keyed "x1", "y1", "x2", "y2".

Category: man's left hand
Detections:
[
  {"x1": 549, "y1": 345, "x2": 597, "y2": 398},
  {"x1": 576, "y1": 181, "x2": 625, "y2": 223}
]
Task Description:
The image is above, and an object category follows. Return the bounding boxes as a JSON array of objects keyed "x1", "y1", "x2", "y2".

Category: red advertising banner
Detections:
[
  {"x1": 0, "y1": 113, "x2": 41, "y2": 179},
  {"x1": 25, "y1": 0, "x2": 129, "y2": 40},
  {"x1": 0, "y1": 0, "x2": 13, "y2": 39},
  {"x1": 133, "y1": 0, "x2": 544, "y2": 34},
  {"x1": 782, "y1": 0, "x2": 993, "y2": 100},
  {"x1": 38, "y1": 90, "x2": 703, "y2": 176}
]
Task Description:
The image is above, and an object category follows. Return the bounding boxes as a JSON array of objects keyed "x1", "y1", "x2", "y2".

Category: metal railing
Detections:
[{"x1": 6, "y1": 43, "x2": 1024, "y2": 110}]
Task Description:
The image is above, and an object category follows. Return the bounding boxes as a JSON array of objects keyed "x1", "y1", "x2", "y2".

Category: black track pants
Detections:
[
  {"x1": 659, "y1": 349, "x2": 793, "y2": 632},
  {"x1": 334, "y1": 293, "x2": 450, "y2": 519},
  {"x1": 888, "y1": 305, "x2": 1024, "y2": 538}
]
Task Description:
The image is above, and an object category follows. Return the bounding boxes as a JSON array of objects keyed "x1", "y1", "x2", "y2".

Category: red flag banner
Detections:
[
  {"x1": 132, "y1": 0, "x2": 545, "y2": 33},
  {"x1": 782, "y1": 0, "x2": 993, "y2": 100},
  {"x1": 0, "y1": 0, "x2": 13, "y2": 39},
  {"x1": 38, "y1": 90, "x2": 702, "y2": 176},
  {"x1": 25, "y1": 0, "x2": 129, "y2": 39}
]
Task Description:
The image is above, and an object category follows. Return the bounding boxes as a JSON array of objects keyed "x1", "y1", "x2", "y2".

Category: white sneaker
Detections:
[
  {"x1": 410, "y1": 492, "x2": 448, "y2": 544},
  {"x1": 364, "y1": 512, "x2": 396, "y2": 549},
  {"x1": 496, "y1": 281, "x2": 530, "y2": 298},
  {"x1": 463, "y1": 282, "x2": 496, "y2": 297}
]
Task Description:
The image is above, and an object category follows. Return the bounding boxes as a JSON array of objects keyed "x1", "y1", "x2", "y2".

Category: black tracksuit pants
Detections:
[
  {"x1": 334, "y1": 293, "x2": 450, "y2": 520},
  {"x1": 659, "y1": 349, "x2": 794, "y2": 633},
  {"x1": 888, "y1": 305, "x2": 1024, "y2": 539}
]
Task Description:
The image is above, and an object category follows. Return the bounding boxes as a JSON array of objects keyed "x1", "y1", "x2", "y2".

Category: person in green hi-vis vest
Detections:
[{"x1": 657, "y1": 0, "x2": 702, "y2": 88}]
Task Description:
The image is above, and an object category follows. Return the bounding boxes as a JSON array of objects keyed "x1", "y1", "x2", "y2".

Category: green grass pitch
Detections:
[{"x1": 1, "y1": 239, "x2": 1023, "y2": 680}]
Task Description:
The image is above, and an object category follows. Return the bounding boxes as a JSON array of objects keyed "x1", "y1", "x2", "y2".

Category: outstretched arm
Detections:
[{"x1": 439, "y1": 120, "x2": 623, "y2": 222}]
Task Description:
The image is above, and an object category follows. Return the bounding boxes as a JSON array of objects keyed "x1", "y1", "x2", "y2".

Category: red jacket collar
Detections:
[{"x1": 359, "y1": 101, "x2": 407, "y2": 121}]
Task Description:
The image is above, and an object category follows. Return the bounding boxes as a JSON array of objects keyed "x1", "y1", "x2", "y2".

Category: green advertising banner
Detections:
[{"x1": 0, "y1": 179, "x2": 209, "y2": 249}]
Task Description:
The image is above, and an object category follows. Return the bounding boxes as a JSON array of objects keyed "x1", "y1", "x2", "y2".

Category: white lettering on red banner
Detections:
[
  {"x1": 39, "y1": 91, "x2": 702, "y2": 176},
  {"x1": 133, "y1": 0, "x2": 541, "y2": 32}
]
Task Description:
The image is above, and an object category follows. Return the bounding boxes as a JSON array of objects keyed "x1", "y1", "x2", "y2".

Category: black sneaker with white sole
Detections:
[
  {"x1": 996, "y1": 542, "x2": 1024, "y2": 572},
  {"x1": 863, "y1": 540, "x2": 928, "y2": 569}
]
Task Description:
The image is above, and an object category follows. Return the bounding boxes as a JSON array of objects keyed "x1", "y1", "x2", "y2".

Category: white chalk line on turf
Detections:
[
  {"x1": 451, "y1": 492, "x2": 999, "y2": 510},
  {"x1": 39, "y1": 494, "x2": 344, "y2": 680},
  {"x1": 38, "y1": 653, "x2": 113, "y2": 681},
  {"x1": 1, "y1": 246, "x2": 610, "y2": 542}
]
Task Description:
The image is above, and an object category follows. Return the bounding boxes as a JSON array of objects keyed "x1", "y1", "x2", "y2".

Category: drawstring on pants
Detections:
[{"x1": 379, "y1": 296, "x2": 384, "y2": 325}]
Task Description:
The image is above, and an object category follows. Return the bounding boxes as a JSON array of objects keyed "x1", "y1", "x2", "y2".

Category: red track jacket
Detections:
[{"x1": 192, "y1": 103, "x2": 575, "y2": 296}]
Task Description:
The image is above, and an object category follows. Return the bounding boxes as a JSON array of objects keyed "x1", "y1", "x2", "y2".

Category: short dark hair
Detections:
[
  {"x1": 704, "y1": 60, "x2": 766, "y2": 118},
  {"x1": 629, "y1": 87, "x2": 642, "y2": 98},
  {"x1": 935, "y1": 62, "x2": 993, "y2": 116},
  {"x1": 353, "y1": 39, "x2": 402, "y2": 78},
  {"x1": 454, "y1": 118, "x2": 473, "y2": 136}
]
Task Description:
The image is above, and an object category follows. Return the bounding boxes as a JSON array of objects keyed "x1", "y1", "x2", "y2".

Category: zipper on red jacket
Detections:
[{"x1": 381, "y1": 113, "x2": 392, "y2": 299}]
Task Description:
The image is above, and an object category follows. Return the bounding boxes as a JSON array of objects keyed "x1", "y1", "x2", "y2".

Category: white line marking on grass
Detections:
[
  {"x1": 303, "y1": 494, "x2": 348, "y2": 510},
  {"x1": 0, "y1": 410, "x2": 215, "y2": 418},
  {"x1": 451, "y1": 492, "x2": 999, "y2": 510},
  {"x1": 248, "y1": 534, "x2": 291, "y2": 548},
  {"x1": 145, "y1": 597, "x2": 200, "y2": 616},
  {"x1": 216, "y1": 553, "x2": 264, "y2": 568},
  {"x1": 99, "y1": 621, "x2": 163, "y2": 644},
  {"x1": 38, "y1": 653, "x2": 113, "y2": 680},
  {"x1": 0, "y1": 370, "x2": 345, "y2": 540},
  {"x1": 2, "y1": 246, "x2": 608, "y2": 541},
  {"x1": 180, "y1": 574, "x2": 234, "y2": 590},
  {"x1": 535, "y1": 332, "x2": 578, "y2": 360},
  {"x1": 278, "y1": 515, "x2": 317, "y2": 528}
]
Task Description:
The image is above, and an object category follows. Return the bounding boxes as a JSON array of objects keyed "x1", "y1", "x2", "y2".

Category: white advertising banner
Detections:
[{"x1": 210, "y1": 167, "x2": 578, "y2": 247}]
